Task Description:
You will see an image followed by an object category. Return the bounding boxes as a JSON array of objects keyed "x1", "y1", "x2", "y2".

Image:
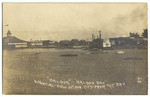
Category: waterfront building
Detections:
[
  {"x1": 42, "y1": 40, "x2": 54, "y2": 46},
  {"x1": 59, "y1": 40, "x2": 73, "y2": 48},
  {"x1": 71, "y1": 39, "x2": 80, "y2": 46},
  {"x1": 90, "y1": 30, "x2": 103, "y2": 49},
  {"x1": 3, "y1": 30, "x2": 27, "y2": 49},
  {"x1": 109, "y1": 36, "x2": 147, "y2": 49},
  {"x1": 31, "y1": 40, "x2": 43, "y2": 47}
]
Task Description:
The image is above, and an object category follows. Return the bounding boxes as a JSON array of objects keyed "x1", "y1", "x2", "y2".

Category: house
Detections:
[
  {"x1": 42, "y1": 40, "x2": 54, "y2": 46},
  {"x1": 71, "y1": 39, "x2": 80, "y2": 46},
  {"x1": 59, "y1": 40, "x2": 73, "y2": 48},
  {"x1": 42, "y1": 40, "x2": 56, "y2": 48}
]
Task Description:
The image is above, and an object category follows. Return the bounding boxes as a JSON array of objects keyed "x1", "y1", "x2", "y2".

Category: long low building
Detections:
[
  {"x1": 109, "y1": 37, "x2": 148, "y2": 49},
  {"x1": 7, "y1": 43, "x2": 27, "y2": 48}
]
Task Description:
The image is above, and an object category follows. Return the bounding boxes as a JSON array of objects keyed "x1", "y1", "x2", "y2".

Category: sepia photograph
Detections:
[{"x1": 2, "y1": 3, "x2": 148, "y2": 95}]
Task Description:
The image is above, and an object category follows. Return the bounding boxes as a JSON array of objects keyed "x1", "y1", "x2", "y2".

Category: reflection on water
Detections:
[{"x1": 3, "y1": 48, "x2": 148, "y2": 94}]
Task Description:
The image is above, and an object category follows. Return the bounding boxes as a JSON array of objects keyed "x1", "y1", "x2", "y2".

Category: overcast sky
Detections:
[{"x1": 3, "y1": 3, "x2": 147, "y2": 41}]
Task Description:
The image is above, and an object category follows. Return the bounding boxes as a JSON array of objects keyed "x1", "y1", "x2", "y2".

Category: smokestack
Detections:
[
  {"x1": 99, "y1": 30, "x2": 101, "y2": 39},
  {"x1": 92, "y1": 34, "x2": 95, "y2": 41}
]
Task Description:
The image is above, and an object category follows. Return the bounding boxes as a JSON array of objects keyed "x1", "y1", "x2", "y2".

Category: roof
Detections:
[
  {"x1": 3, "y1": 36, "x2": 27, "y2": 43},
  {"x1": 109, "y1": 37, "x2": 131, "y2": 41}
]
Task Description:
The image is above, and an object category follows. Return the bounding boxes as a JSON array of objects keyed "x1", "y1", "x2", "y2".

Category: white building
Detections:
[
  {"x1": 8, "y1": 43, "x2": 27, "y2": 48},
  {"x1": 31, "y1": 40, "x2": 43, "y2": 46},
  {"x1": 103, "y1": 39, "x2": 111, "y2": 47}
]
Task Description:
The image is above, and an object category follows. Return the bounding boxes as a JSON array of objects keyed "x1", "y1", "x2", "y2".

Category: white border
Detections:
[
  {"x1": 0, "y1": 0, "x2": 149, "y2": 3},
  {"x1": 0, "y1": 0, "x2": 149, "y2": 97}
]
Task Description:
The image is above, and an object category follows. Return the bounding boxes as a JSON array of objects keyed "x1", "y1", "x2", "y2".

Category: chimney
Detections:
[
  {"x1": 99, "y1": 30, "x2": 101, "y2": 39},
  {"x1": 92, "y1": 34, "x2": 95, "y2": 41}
]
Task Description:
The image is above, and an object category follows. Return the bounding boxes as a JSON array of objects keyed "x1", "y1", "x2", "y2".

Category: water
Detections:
[{"x1": 3, "y1": 48, "x2": 148, "y2": 94}]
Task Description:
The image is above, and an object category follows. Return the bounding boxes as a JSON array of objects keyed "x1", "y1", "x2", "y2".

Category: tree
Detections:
[
  {"x1": 129, "y1": 32, "x2": 139, "y2": 38},
  {"x1": 142, "y1": 29, "x2": 148, "y2": 38}
]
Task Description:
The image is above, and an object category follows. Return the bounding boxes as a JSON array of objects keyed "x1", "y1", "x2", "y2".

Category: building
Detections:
[
  {"x1": 92, "y1": 34, "x2": 95, "y2": 41},
  {"x1": 7, "y1": 43, "x2": 27, "y2": 48},
  {"x1": 90, "y1": 30, "x2": 103, "y2": 49},
  {"x1": 59, "y1": 40, "x2": 73, "y2": 48},
  {"x1": 42, "y1": 40, "x2": 56, "y2": 48},
  {"x1": 109, "y1": 36, "x2": 147, "y2": 49},
  {"x1": 42, "y1": 40, "x2": 54, "y2": 46},
  {"x1": 31, "y1": 40, "x2": 43, "y2": 47},
  {"x1": 109, "y1": 37, "x2": 136, "y2": 49},
  {"x1": 79, "y1": 40, "x2": 88, "y2": 46},
  {"x1": 103, "y1": 39, "x2": 111, "y2": 47},
  {"x1": 71, "y1": 39, "x2": 80, "y2": 46},
  {"x1": 3, "y1": 30, "x2": 27, "y2": 49}
]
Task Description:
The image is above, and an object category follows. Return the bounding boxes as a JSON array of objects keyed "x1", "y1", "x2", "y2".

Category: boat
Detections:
[
  {"x1": 89, "y1": 48, "x2": 101, "y2": 51},
  {"x1": 124, "y1": 57, "x2": 143, "y2": 60},
  {"x1": 90, "y1": 52, "x2": 100, "y2": 54},
  {"x1": 60, "y1": 54, "x2": 78, "y2": 57},
  {"x1": 116, "y1": 51, "x2": 125, "y2": 54},
  {"x1": 35, "y1": 51, "x2": 40, "y2": 55},
  {"x1": 102, "y1": 51, "x2": 108, "y2": 54}
]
